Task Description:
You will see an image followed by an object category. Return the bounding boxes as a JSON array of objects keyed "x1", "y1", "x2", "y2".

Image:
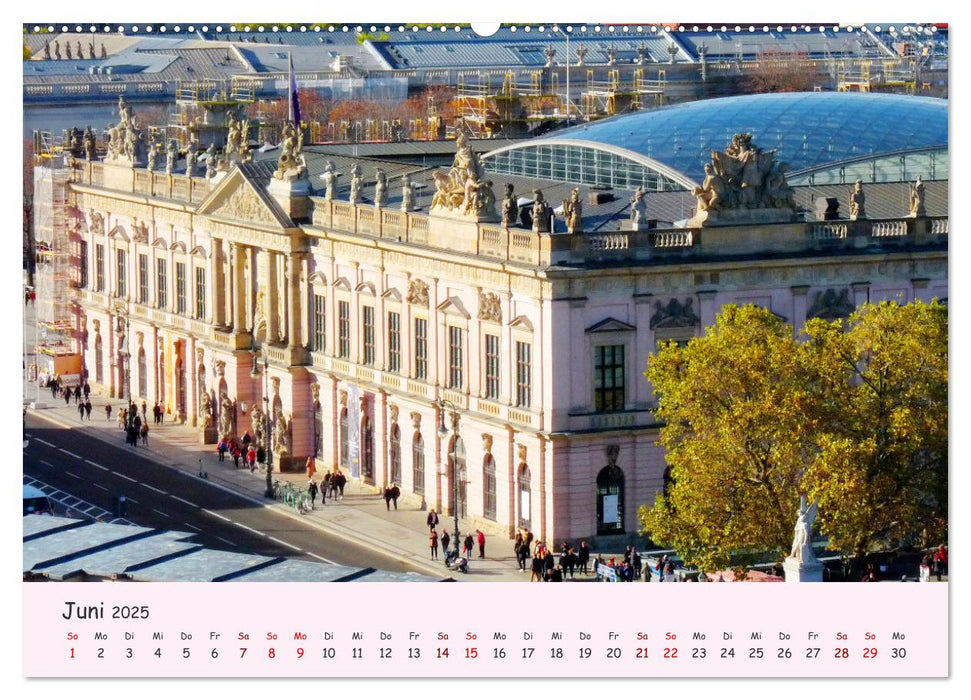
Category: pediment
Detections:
[
  {"x1": 382, "y1": 288, "x2": 402, "y2": 302},
  {"x1": 196, "y1": 170, "x2": 285, "y2": 229},
  {"x1": 509, "y1": 315, "x2": 534, "y2": 331},
  {"x1": 107, "y1": 225, "x2": 129, "y2": 242},
  {"x1": 586, "y1": 317, "x2": 636, "y2": 333},
  {"x1": 437, "y1": 296, "x2": 471, "y2": 319}
]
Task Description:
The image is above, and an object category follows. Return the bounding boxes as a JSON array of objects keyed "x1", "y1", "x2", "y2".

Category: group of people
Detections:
[
  {"x1": 424, "y1": 509, "x2": 485, "y2": 562},
  {"x1": 304, "y1": 470, "x2": 347, "y2": 508},
  {"x1": 115, "y1": 402, "x2": 150, "y2": 446},
  {"x1": 218, "y1": 432, "x2": 260, "y2": 470},
  {"x1": 918, "y1": 544, "x2": 948, "y2": 582},
  {"x1": 48, "y1": 376, "x2": 90, "y2": 403}
]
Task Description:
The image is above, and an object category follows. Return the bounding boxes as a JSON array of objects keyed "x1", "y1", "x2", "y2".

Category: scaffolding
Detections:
[
  {"x1": 31, "y1": 143, "x2": 82, "y2": 386},
  {"x1": 837, "y1": 59, "x2": 919, "y2": 94},
  {"x1": 169, "y1": 79, "x2": 259, "y2": 148},
  {"x1": 581, "y1": 68, "x2": 667, "y2": 120}
]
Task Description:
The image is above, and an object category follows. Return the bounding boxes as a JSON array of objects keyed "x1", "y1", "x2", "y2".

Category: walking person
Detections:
[
  {"x1": 577, "y1": 541, "x2": 590, "y2": 575},
  {"x1": 429, "y1": 528, "x2": 439, "y2": 560},
  {"x1": 306, "y1": 456, "x2": 316, "y2": 481},
  {"x1": 105, "y1": 402, "x2": 112, "y2": 421},
  {"x1": 463, "y1": 533, "x2": 474, "y2": 559},
  {"x1": 217, "y1": 438, "x2": 227, "y2": 462},
  {"x1": 477, "y1": 530, "x2": 486, "y2": 558},
  {"x1": 335, "y1": 471, "x2": 346, "y2": 501},
  {"x1": 308, "y1": 480, "x2": 318, "y2": 509},
  {"x1": 153, "y1": 402, "x2": 161, "y2": 424},
  {"x1": 84, "y1": 399, "x2": 92, "y2": 420},
  {"x1": 390, "y1": 483, "x2": 400, "y2": 510},
  {"x1": 77, "y1": 401, "x2": 85, "y2": 420},
  {"x1": 83, "y1": 382, "x2": 90, "y2": 400},
  {"x1": 64, "y1": 389, "x2": 71, "y2": 406},
  {"x1": 231, "y1": 444, "x2": 241, "y2": 468},
  {"x1": 246, "y1": 445, "x2": 257, "y2": 472},
  {"x1": 140, "y1": 421, "x2": 149, "y2": 445},
  {"x1": 383, "y1": 485, "x2": 393, "y2": 510},
  {"x1": 516, "y1": 540, "x2": 529, "y2": 571},
  {"x1": 427, "y1": 509, "x2": 440, "y2": 531},
  {"x1": 321, "y1": 472, "x2": 330, "y2": 504},
  {"x1": 441, "y1": 529, "x2": 450, "y2": 555}
]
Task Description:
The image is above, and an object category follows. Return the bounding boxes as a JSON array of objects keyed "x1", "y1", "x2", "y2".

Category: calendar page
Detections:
[{"x1": 17, "y1": 3, "x2": 954, "y2": 690}]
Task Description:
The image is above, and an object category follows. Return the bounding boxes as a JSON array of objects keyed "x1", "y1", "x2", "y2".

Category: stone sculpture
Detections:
[
  {"x1": 200, "y1": 392, "x2": 214, "y2": 429},
  {"x1": 374, "y1": 168, "x2": 388, "y2": 208},
  {"x1": 218, "y1": 394, "x2": 234, "y2": 437},
  {"x1": 563, "y1": 187, "x2": 583, "y2": 233},
  {"x1": 400, "y1": 174, "x2": 414, "y2": 212},
  {"x1": 251, "y1": 406, "x2": 265, "y2": 448},
  {"x1": 348, "y1": 163, "x2": 363, "y2": 204},
  {"x1": 273, "y1": 414, "x2": 291, "y2": 456},
  {"x1": 146, "y1": 142, "x2": 159, "y2": 172},
  {"x1": 629, "y1": 187, "x2": 649, "y2": 230},
  {"x1": 165, "y1": 139, "x2": 178, "y2": 174},
  {"x1": 185, "y1": 138, "x2": 199, "y2": 175},
  {"x1": 429, "y1": 134, "x2": 498, "y2": 221},
  {"x1": 501, "y1": 183, "x2": 517, "y2": 227},
  {"x1": 531, "y1": 189, "x2": 552, "y2": 233},
  {"x1": 322, "y1": 161, "x2": 339, "y2": 200},
  {"x1": 205, "y1": 144, "x2": 218, "y2": 179},
  {"x1": 83, "y1": 127, "x2": 96, "y2": 161},
  {"x1": 688, "y1": 133, "x2": 796, "y2": 227},
  {"x1": 274, "y1": 120, "x2": 306, "y2": 180},
  {"x1": 789, "y1": 496, "x2": 818, "y2": 562},
  {"x1": 910, "y1": 175, "x2": 926, "y2": 217},
  {"x1": 849, "y1": 180, "x2": 866, "y2": 220}
]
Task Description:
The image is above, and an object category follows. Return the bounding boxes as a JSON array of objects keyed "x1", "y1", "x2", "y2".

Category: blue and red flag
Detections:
[{"x1": 288, "y1": 53, "x2": 301, "y2": 127}]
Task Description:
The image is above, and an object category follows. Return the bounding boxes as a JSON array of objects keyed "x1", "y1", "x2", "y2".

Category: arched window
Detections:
[
  {"x1": 339, "y1": 408, "x2": 348, "y2": 468},
  {"x1": 362, "y1": 415, "x2": 374, "y2": 483},
  {"x1": 412, "y1": 432, "x2": 425, "y2": 496},
  {"x1": 518, "y1": 463, "x2": 531, "y2": 531},
  {"x1": 596, "y1": 464, "x2": 625, "y2": 535},
  {"x1": 483, "y1": 454, "x2": 496, "y2": 521},
  {"x1": 389, "y1": 423, "x2": 401, "y2": 485},
  {"x1": 138, "y1": 348, "x2": 147, "y2": 398}
]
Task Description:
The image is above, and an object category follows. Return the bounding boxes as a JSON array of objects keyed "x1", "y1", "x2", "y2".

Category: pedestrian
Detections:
[
  {"x1": 427, "y1": 509, "x2": 440, "y2": 531},
  {"x1": 77, "y1": 401, "x2": 85, "y2": 420},
  {"x1": 517, "y1": 540, "x2": 529, "y2": 571},
  {"x1": 217, "y1": 438, "x2": 227, "y2": 462},
  {"x1": 242, "y1": 431, "x2": 252, "y2": 450},
  {"x1": 544, "y1": 549, "x2": 555, "y2": 578},
  {"x1": 477, "y1": 529, "x2": 486, "y2": 558},
  {"x1": 153, "y1": 402, "x2": 161, "y2": 424},
  {"x1": 74, "y1": 386, "x2": 81, "y2": 404},
  {"x1": 321, "y1": 472, "x2": 331, "y2": 504},
  {"x1": 933, "y1": 544, "x2": 948, "y2": 581},
  {"x1": 306, "y1": 456, "x2": 316, "y2": 480},
  {"x1": 30, "y1": 290, "x2": 36, "y2": 305},
  {"x1": 105, "y1": 403, "x2": 112, "y2": 421},
  {"x1": 308, "y1": 480, "x2": 318, "y2": 509},
  {"x1": 429, "y1": 529, "x2": 439, "y2": 559},
  {"x1": 83, "y1": 382, "x2": 90, "y2": 400},
  {"x1": 632, "y1": 550, "x2": 642, "y2": 579},
  {"x1": 157, "y1": 404, "x2": 164, "y2": 424},
  {"x1": 246, "y1": 445, "x2": 257, "y2": 472},
  {"x1": 919, "y1": 555, "x2": 932, "y2": 582},
  {"x1": 335, "y1": 471, "x2": 346, "y2": 501},
  {"x1": 383, "y1": 485, "x2": 393, "y2": 510},
  {"x1": 64, "y1": 389, "x2": 71, "y2": 406},
  {"x1": 390, "y1": 483, "x2": 400, "y2": 510},
  {"x1": 530, "y1": 551, "x2": 543, "y2": 582},
  {"x1": 441, "y1": 529, "x2": 450, "y2": 554},
  {"x1": 84, "y1": 399, "x2": 92, "y2": 420},
  {"x1": 232, "y1": 444, "x2": 241, "y2": 468},
  {"x1": 577, "y1": 541, "x2": 590, "y2": 575},
  {"x1": 463, "y1": 533, "x2": 474, "y2": 559}
]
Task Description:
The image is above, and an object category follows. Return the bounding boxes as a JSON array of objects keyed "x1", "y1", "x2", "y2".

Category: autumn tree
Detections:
[
  {"x1": 804, "y1": 300, "x2": 948, "y2": 558},
  {"x1": 742, "y1": 50, "x2": 823, "y2": 93},
  {"x1": 639, "y1": 301, "x2": 948, "y2": 572},
  {"x1": 639, "y1": 306, "x2": 820, "y2": 571}
]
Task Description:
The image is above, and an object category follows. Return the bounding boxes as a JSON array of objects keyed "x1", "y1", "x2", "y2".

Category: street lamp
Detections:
[
  {"x1": 250, "y1": 331, "x2": 274, "y2": 498},
  {"x1": 115, "y1": 298, "x2": 135, "y2": 434},
  {"x1": 437, "y1": 398, "x2": 461, "y2": 557}
]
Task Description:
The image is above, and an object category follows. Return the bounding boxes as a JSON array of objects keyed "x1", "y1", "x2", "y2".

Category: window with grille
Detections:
[
  {"x1": 414, "y1": 317, "x2": 427, "y2": 379},
  {"x1": 387, "y1": 311, "x2": 400, "y2": 373},
  {"x1": 156, "y1": 259, "x2": 167, "y2": 309},
  {"x1": 175, "y1": 262, "x2": 186, "y2": 315},
  {"x1": 115, "y1": 250, "x2": 127, "y2": 298},
  {"x1": 594, "y1": 344, "x2": 625, "y2": 412},
  {"x1": 362, "y1": 306, "x2": 375, "y2": 366},
  {"x1": 194, "y1": 267, "x2": 206, "y2": 320},
  {"x1": 484, "y1": 333, "x2": 500, "y2": 400},
  {"x1": 448, "y1": 326, "x2": 464, "y2": 389},
  {"x1": 515, "y1": 341, "x2": 531, "y2": 408},
  {"x1": 138, "y1": 254, "x2": 148, "y2": 304},
  {"x1": 79, "y1": 240, "x2": 88, "y2": 288},
  {"x1": 94, "y1": 244, "x2": 104, "y2": 291},
  {"x1": 412, "y1": 432, "x2": 425, "y2": 495},
  {"x1": 313, "y1": 294, "x2": 326, "y2": 352},
  {"x1": 338, "y1": 300, "x2": 350, "y2": 359}
]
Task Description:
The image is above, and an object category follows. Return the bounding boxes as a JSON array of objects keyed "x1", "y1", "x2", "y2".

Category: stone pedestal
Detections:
[
  {"x1": 783, "y1": 556, "x2": 825, "y2": 583},
  {"x1": 199, "y1": 425, "x2": 218, "y2": 445},
  {"x1": 268, "y1": 175, "x2": 312, "y2": 221},
  {"x1": 687, "y1": 207, "x2": 797, "y2": 228}
]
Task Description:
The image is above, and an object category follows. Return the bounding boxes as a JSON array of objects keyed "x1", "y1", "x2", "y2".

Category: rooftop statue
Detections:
[
  {"x1": 563, "y1": 188, "x2": 583, "y2": 234},
  {"x1": 274, "y1": 120, "x2": 307, "y2": 181},
  {"x1": 430, "y1": 134, "x2": 498, "y2": 222},
  {"x1": 374, "y1": 168, "x2": 388, "y2": 208},
  {"x1": 165, "y1": 139, "x2": 178, "y2": 174},
  {"x1": 909, "y1": 175, "x2": 926, "y2": 217},
  {"x1": 400, "y1": 174, "x2": 414, "y2": 212},
  {"x1": 849, "y1": 180, "x2": 866, "y2": 220},
  {"x1": 348, "y1": 163, "x2": 363, "y2": 204},
  {"x1": 501, "y1": 183, "x2": 518, "y2": 227},
  {"x1": 322, "y1": 161, "x2": 339, "y2": 200},
  {"x1": 688, "y1": 132, "x2": 796, "y2": 227}
]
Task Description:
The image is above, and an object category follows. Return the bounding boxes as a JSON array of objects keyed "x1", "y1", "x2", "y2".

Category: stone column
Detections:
[
  {"x1": 212, "y1": 238, "x2": 225, "y2": 327},
  {"x1": 266, "y1": 250, "x2": 279, "y2": 343},
  {"x1": 232, "y1": 243, "x2": 247, "y2": 332},
  {"x1": 287, "y1": 253, "x2": 303, "y2": 350},
  {"x1": 697, "y1": 289, "x2": 718, "y2": 331}
]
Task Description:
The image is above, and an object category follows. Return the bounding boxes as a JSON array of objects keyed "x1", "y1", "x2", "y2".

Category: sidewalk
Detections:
[{"x1": 25, "y1": 384, "x2": 566, "y2": 583}]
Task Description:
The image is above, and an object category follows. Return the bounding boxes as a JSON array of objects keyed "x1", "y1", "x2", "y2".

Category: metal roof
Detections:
[{"x1": 522, "y1": 92, "x2": 947, "y2": 185}]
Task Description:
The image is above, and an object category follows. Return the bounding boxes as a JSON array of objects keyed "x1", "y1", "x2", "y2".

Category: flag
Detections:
[{"x1": 288, "y1": 52, "x2": 301, "y2": 127}]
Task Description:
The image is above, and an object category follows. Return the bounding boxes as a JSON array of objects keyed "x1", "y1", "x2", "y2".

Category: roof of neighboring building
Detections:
[{"x1": 511, "y1": 92, "x2": 947, "y2": 185}]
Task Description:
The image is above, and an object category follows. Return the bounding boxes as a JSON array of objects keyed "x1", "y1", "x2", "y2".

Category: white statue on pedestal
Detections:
[{"x1": 789, "y1": 495, "x2": 818, "y2": 562}]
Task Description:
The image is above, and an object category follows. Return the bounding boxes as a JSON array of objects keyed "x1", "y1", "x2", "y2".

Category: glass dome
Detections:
[{"x1": 485, "y1": 92, "x2": 947, "y2": 187}]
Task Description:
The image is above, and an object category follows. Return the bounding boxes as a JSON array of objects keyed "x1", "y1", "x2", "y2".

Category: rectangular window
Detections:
[
  {"x1": 594, "y1": 345, "x2": 625, "y2": 412},
  {"x1": 362, "y1": 306, "x2": 375, "y2": 366},
  {"x1": 448, "y1": 326, "x2": 464, "y2": 390},
  {"x1": 78, "y1": 240, "x2": 88, "y2": 289},
  {"x1": 516, "y1": 341, "x2": 532, "y2": 408},
  {"x1": 387, "y1": 311, "x2": 401, "y2": 373},
  {"x1": 116, "y1": 250, "x2": 127, "y2": 298},
  {"x1": 313, "y1": 294, "x2": 326, "y2": 352},
  {"x1": 138, "y1": 254, "x2": 148, "y2": 304},
  {"x1": 195, "y1": 266, "x2": 206, "y2": 320},
  {"x1": 338, "y1": 300, "x2": 350, "y2": 359},
  {"x1": 175, "y1": 262, "x2": 186, "y2": 315},
  {"x1": 414, "y1": 318, "x2": 427, "y2": 380},
  {"x1": 156, "y1": 258, "x2": 167, "y2": 309},
  {"x1": 95, "y1": 244, "x2": 105, "y2": 292},
  {"x1": 484, "y1": 334, "x2": 500, "y2": 400}
]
